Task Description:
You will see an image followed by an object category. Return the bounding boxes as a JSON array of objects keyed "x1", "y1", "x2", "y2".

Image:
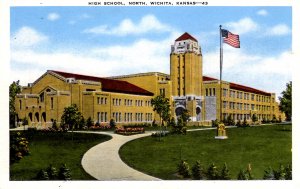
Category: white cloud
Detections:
[
  {"x1": 203, "y1": 48, "x2": 292, "y2": 98},
  {"x1": 11, "y1": 32, "x2": 181, "y2": 86},
  {"x1": 83, "y1": 14, "x2": 172, "y2": 36},
  {"x1": 224, "y1": 17, "x2": 259, "y2": 34},
  {"x1": 47, "y1": 13, "x2": 60, "y2": 21},
  {"x1": 257, "y1": 9, "x2": 268, "y2": 16},
  {"x1": 266, "y1": 24, "x2": 291, "y2": 36},
  {"x1": 11, "y1": 26, "x2": 48, "y2": 48}
]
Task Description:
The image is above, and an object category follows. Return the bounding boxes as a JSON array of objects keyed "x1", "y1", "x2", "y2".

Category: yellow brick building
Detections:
[{"x1": 14, "y1": 32, "x2": 284, "y2": 127}]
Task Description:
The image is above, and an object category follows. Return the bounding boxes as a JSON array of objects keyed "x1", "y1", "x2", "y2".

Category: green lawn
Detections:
[
  {"x1": 119, "y1": 124, "x2": 292, "y2": 180},
  {"x1": 10, "y1": 131, "x2": 112, "y2": 180}
]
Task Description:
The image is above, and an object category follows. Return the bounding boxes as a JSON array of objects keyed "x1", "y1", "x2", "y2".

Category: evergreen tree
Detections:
[
  {"x1": 192, "y1": 161, "x2": 206, "y2": 180},
  {"x1": 206, "y1": 163, "x2": 219, "y2": 180},
  {"x1": 177, "y1": 160, "x2": 191, "y2": 178},
  {"x1": 35, "y1": 169, "x2": 49, "y2": 180},
  {"x1": 46, "y1": 164, "x2": 58, "y2": 180},
  {"x1": 274, "y1": 164, "x2": 286, "y2": 180},
  {"x1": 263, "y1": 167, "x2": 275, "y2": 180},
  {"x1": 237, "y1": 169, "x2": 247, "y2": 180},
  {"x1": 285, "y1": 164, "x2": 292, "y2": 180},
  {"x1": 58, "y1": 164, "x2": 72, "y2": 180},
  {"x1": 219, "y1": 163, "x2": 231, "y2": 180}
]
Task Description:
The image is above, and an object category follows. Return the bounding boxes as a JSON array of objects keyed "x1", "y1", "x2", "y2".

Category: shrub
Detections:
[
  {"x1": 52, "y1": 119, "x2": 58, "y2": 130},
  {"x1": 192, "y1": 161, "x2": 206, "y2": 180},
  {"x1": 212, "y1": 119, "x2": 219, "y2": 127},
  {"x1": 95, "y1": 122, "x2": 100, "y2": 127},
  {"x1": 206, "y1": 163, "x2": 219, "y2": 180},
  {"x1": 86, "y1": 117, "x2": 93, "y2": 128},
  {"x1": 274, "y1": 164, "x2": 286, "y2": 180},
  {"x1": 35, "y1": 169, "x2": 49, "y2": 180},
  {"x1": 177, "y1": 160, "x2": 191, "y2": 178},
  {"x1": 78, "y1": 117, "x2": 85, "y2": 130},
  {"x1": 110, "y1": 119, "x2": 116, "y2": 128},
  {"x1": 263, "y1": 167, "x2": 275, "y2": 180},
  {"x1": 237, "y1": 169, "x2": 247, "y2": 180},
  {"x1": 237, "y1": 164, "x2": 254, "y2": 180},
  {"x1": 219, "y1": 163, "x2": 231, "y2": 180},
  {"x1": 58, "y1": 164, "x2": 72, "y2": 180},
  {"x1": 285, "y1": 164, "x2": 292, "y2": 180},
  {"x1": 10, "y1": 132, "x2": 30, "y2": 164},
  {"x1": 236, "y1": 119, "x2": 242, "y2": 127},
  {"x1": 242, "y1": 117, "x2": 249, "y2": 127},
  {"x1": 46, "y1": 164, "x2": 58, "y2": 180}
]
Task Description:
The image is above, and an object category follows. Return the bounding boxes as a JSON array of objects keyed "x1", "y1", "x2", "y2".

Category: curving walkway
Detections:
[{"x1": 77, "y1": 131, "x2": 160, "y2": 181}]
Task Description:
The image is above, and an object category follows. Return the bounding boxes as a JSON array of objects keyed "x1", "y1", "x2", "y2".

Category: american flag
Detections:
[{"x1": 222, "y1": 29, "x2": 240, "y2": 48}]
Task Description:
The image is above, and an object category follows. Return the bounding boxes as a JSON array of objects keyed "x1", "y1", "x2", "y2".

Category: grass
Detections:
[
  {"x1": 10, "y1": 131, "x2": 112, "y2": 180},
  {"x1": 119, "y1": 124, "x2": 292, "y2": 180}
]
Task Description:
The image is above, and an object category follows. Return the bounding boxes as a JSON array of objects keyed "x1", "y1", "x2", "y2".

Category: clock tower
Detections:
[{"x1": 170, "y1": 32, "x2": 204, "y2": 121}]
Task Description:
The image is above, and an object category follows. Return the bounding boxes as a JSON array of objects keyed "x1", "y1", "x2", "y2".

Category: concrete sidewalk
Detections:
[{"x1": 77, "y1": 131, "x2": 160, "y2": 181}]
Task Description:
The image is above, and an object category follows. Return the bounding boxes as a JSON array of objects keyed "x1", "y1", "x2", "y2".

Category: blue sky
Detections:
[{"x1": 10, "y1": 6, "x2": 292, "y2": 100}]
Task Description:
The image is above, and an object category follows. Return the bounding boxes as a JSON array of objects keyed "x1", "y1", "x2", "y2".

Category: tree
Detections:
[
  {"x1": 206, "y1": 163, "x2": 219, "y2": 180},
  {"x1": 151, "y1": 95, "x2": 171, "y2": 126},
  {"x1": 58, "y1": 164, "x2": 72, "y2": 180},
  {"x1": 9, "y1": 80, "x2": 21, "y2": 128},
  {"x1": 279, "y1": 81, "x2": 292, "y2": 121},
  {"x1": 192, "y1": 161, "x2": 206, "y2": 180},
  {"x1": 177, "y1": 160, "x2": 191, "y2": 178},
  {"x1": 60, "y1": 104, "x2": 82, "y2": 130},
  {"x1": 251, "y1": 114, "x2": 258, "y2": 123},
  {"x1": 219, "y1": 163, "x2": 231, "y2": 180}
]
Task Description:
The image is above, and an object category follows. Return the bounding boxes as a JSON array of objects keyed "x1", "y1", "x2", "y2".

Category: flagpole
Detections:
[{"x1": 219, "y1": 25, "x2": 223, "y2": 122}]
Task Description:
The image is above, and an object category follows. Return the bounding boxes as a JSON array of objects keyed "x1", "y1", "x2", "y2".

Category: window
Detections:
[
  {"x1": 209, "y1": 88, "x2": 212, "y2": 96},
  {"x1": 19, "y1": 100, "x2": 22, "y2": 110},
  {"x1": 213, "y1": 88, "x2": 216, "y2": 96},
  {"x1": 51, "y1": 97, "x2": 54, "y2": 109},
  {"x1": 206, "y1": 89, "x2": 208, "y2": 96},
  {"x1": 40, "y1": 92, "x2": 44, "y2": 102}
]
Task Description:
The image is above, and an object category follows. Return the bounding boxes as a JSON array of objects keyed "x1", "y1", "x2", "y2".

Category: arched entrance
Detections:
[
  {"x1": 175, "y1": 107, "x2": 185, "y2": 116},
  {"x1": 35, "y1": 112, "x2": 39, "y2": 122},
  {"x1": 28, "y1": 112, "x2": 33, "y2": 122},
  {"x1": 196, "y1": 107, "x2": 201, "y2": 121},
  {"x1": 42, "y1": 112, "x2": 46, "y2": 122}
]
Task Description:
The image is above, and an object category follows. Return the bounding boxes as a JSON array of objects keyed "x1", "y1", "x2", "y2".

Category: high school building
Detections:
[{"x1": 14, "y1": 32, "x2": 284, "y2": 127}]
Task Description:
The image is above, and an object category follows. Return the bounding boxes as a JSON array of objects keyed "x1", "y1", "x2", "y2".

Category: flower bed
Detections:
[
  {"x1": 115, "y1": 126, "x2": 145, "y2": 135},
  {"x1": 89, "y1": 123, "x2": 111, "y2": 130}
]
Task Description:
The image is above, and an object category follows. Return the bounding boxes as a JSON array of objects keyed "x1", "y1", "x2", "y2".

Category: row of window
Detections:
[
  {"x1": 222, "y1": 89, "x2": 273, "y2": 103},
  {"x1": 111, "y1": 98, "x2": 151, "y2": 107},
  {"x1": 205, "y1": 88, "x2": 216, "y2": 96},
  {"x1": 223, "y1": 101, "x2": 274, "y2": 111},
  {"x1": 110, "y1": 112, "x2": 153, "y2": 122},
  {"x1": 223, "y1": 113, "x2": 274, "y2": 121}
]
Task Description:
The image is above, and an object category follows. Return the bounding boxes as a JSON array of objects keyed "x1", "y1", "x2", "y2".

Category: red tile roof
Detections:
[
  {"x1": 203, "y1": 75, "x2": 271, "y2": 96},
  {"x1": 175, "y1": 32, "x2": 198, "y2": 42},
  {"x1": 49, "y1": 70, "x2": 154, "y2": 96}
]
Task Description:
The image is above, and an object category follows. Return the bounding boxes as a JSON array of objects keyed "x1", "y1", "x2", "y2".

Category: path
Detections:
[{"x1": 77, "y1": 131, "x2": 161, "y2": 181}]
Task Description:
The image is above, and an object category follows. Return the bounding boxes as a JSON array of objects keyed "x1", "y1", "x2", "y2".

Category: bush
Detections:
[
  {"x1": 206, "y1": 163, "x2": 219, "y2": 180},
  {"x1": 46, "y1": 164, "x2": 58, "y2": 180},
  {"x1": 192, "y1": 161, "x2": 206, "y2": 180},
  {"x1": 237, "y1": 164, "x2": 253, "y2": 180},
  {"x1": 235, "y1": 119, "x2": 242, "y2": 127},
  {"x1": 242, "y1": 117, "x2": 250, "y2": 127},
  {"x1": 35, "y1": 164, "x2": 72, "y2": 180},
  {"x1": 35, "y1": 169, "x2": 49, "y2": 180},
  {"x1": 10, "y1": 132, "x2": 30, "y2": 164},
  {"x1": 264, "y1": 164, "x2": 292, "y2": 180},
  {"x1": 151, "y1": 130, "x2": 169, "y2": 137},
  {"x1": 86, "y1": 117, "x2": 94, "y2": 128},
  {"x1": 263, "y1": 167, "x2": 275, "y2": 180},
  {"x1": 110, "y1": 119, "x2": 116, "y2": 128},
  {"x1": 52, "y1": 119, "x2": 58, "y2": 130},
  {"x1": 219, "y1": 163, "x2": 231, "y2": 180},
  {"x1": 58, "y1": 164, "x2": 72, "y2": 180},
  {"x1": 177, "y1": 160, "x2": 191, "y2": 178},
  {"x1": 212, "y1": 119, "x2": 219, "y2": 127},
  {"x1": 78, "y1": 117, "x2": 85, "y2": 130}
]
